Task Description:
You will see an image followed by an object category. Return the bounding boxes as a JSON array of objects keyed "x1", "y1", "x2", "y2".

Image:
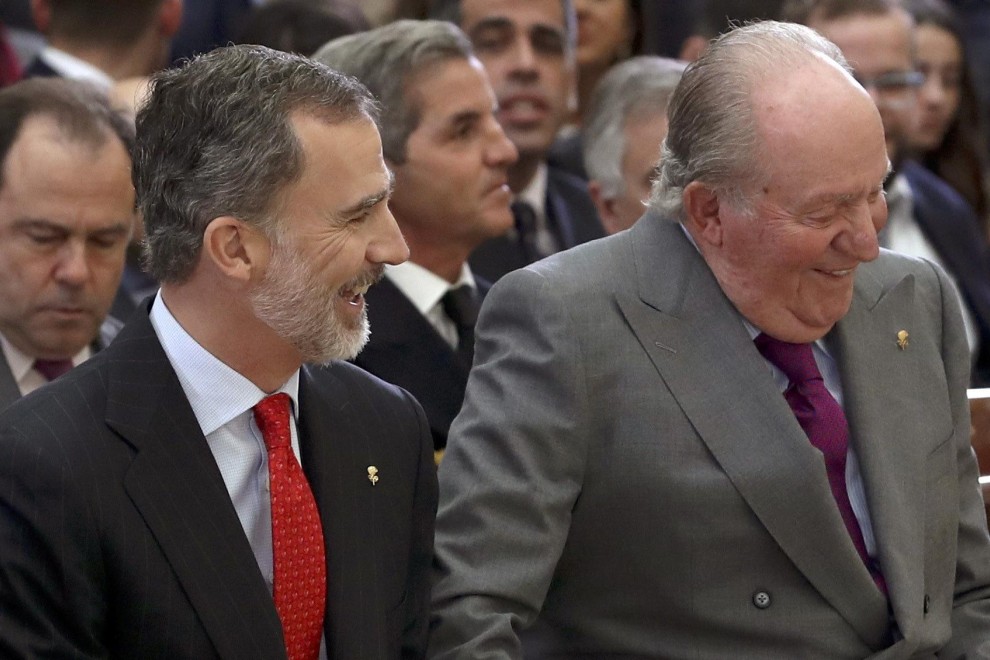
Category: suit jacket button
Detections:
[
  {"x1": 752, "y1": 591, "x2": 772, "y2": 609},
  {"x1": 923, "y1": 594, "x2": 930, "y2": 614}
]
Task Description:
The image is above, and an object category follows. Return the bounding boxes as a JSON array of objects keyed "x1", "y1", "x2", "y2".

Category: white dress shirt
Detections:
[
  {"x1": 385, "y1": 261, "x2": 477, "y2": 349},
  {"x1": 149, "y1": 292, "x2": 304, "y2": 590},
  {"x1": 149, "y1": 293, "x2": 328, "y2": 658},
  {"x1": 36, "y1": 46, "x2": 113, "y2": 89},
  {"x1": 515, "y1": 162, "x2": 560, "y2": 256}
]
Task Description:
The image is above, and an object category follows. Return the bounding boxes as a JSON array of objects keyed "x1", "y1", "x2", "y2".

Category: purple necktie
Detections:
[
  {"x1": 33, "y1": 359, "x2": 74, "y2": 382},
  {"x1": 754, "y1": 333, "x2": 886, "y2": 594}
]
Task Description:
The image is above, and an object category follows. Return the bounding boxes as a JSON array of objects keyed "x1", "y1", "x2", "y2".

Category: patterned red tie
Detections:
[
  {"x1": 754, "y1": 334, "x2": 886, "y2": 594},
  {"x1": 253, "y1": 393, "x2": 326, "y2": 660}
]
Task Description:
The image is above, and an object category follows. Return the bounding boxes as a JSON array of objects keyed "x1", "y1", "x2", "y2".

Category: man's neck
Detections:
[
  {"x1": 159, "y1": 283, "x2": 302, "y2": 394},
  {"x1": 508, "y1": 154, "x2": 543, "y2": 194},
  {"x1": 48, "y1": 33, "x2": 165, "y2": 81}
]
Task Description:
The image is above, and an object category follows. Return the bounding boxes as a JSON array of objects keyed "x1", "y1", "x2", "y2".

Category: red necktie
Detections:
[
  {"x1": 253, "y1": 393, "x2": 326, "y2": 660},
  {"x1": 754, "y1": 334, "x2": 886, "y2": 594}
]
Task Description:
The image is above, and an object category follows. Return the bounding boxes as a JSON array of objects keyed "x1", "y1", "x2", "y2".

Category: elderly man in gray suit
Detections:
[{"x1": 429, "y1": 20, "x2": 990, "y2": 659}]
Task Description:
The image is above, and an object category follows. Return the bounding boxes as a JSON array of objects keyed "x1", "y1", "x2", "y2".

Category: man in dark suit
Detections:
[
  {"x1": 0, "y1": 45, "x2": 437, "y2": 659},
  {"x1": 24, "y1": 0, "x2": 181, "y2": 87},
  {"x1": 314, "y1": 20, "x2": 517, "y2": 454},
  {"x1": 0, "y1": 78, "x2": 133, "y2": 409},
  {"x1": 787, "y1": 0, "x2": 990, "y2": 385},
  {"x1": 431, "y1": 0, "x2": 605, "y2": 282},
  {"x1": 429, "y1": 22, "x2": 990, "y2": 657}
]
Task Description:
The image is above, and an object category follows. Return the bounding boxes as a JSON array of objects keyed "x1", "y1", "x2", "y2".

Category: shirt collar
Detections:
[
  {"x1": 0, "y1": 332, "x2": 90, "y2": 383},
  {"x1": 384, "y1": 260, "x2": 476, "y2": 316},
  {"x1": 39, "y1": 46, "x2": 113, "y2": 89},
  {"x1": 516, "y1": 162, "x2": 548, "y2": 220},
  {"x1": 149, "y1": 293, "x2": 300, "y2": 436}
]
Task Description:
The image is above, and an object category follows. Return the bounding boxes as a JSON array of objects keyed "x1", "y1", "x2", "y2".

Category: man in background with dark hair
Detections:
[
  {"x1": 0, "y1": 78, "x2": 132, "y2": 408},
  {"x1": 431, "y1": 0, "x2": 605, "y2": 282},
  {"x1": 0, "y1": 45, "x2": 436, "y2": 659},
  {"x1": 315, "y1": 20, "x2": 516, "y2": 455},
  {"x1": 25, "y1": 0, "x2": 182, "y2": 86}
]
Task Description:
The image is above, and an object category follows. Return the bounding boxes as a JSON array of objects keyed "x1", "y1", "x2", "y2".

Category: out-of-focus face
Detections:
[
  {"x1": 694, "y1": 60, "x2": 890, "y2": 344},
  {"x1": 912, "y1": 22, "x2": 963, "y2": 151},
  {"x1": 591, "y1": 109, "x2": 666, "y2": 234},
  {"x1": 388, "y1": 57, "x2": 517, "y2": 256},
  {"x1": 250, "y1": 114, "x2": 408, "y2": 363},
  {"x1": 0, "y1": 116, "x2": 132, "y2": 359},
  {"x1": 809, "y1": 10, "x2": 918, "y2": 164},
  {"x1": 574, "y1": 0, "x2": 633, "y2": 69},
  {"x1": 459, "y1": 0, "x2": 575, "y2": 163}
]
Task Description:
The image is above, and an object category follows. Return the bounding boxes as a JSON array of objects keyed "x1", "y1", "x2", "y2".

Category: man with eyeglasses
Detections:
[{"x1": 786, "y1": 0, "x2": 990, "y2": 386}]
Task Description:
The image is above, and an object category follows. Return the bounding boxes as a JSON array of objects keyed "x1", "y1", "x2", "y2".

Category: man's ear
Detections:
[
  {"x1": 678, "y1": 34, "x2": 709, "y2": 62},
  {"x1": 683, "y1": 181, "x2": 723, "y2": 246},
  {"x1": 202, "y1": 216, "x2": 270, "y2": 284},
  {"x1": 588, "y1": 180, "x2": 619, "y2": 235},
  {"x1": 158, "y1": 0, "x2": 183, "y2": 38},
  {"x1": 30, "y1": 0, "x2": 51, "y2": 33}
]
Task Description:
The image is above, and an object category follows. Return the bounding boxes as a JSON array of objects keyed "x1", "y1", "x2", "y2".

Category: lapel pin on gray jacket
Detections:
[
  {"x1": 367, "y1": 466, "x2": 379, "y2": 486},
  {"x1": 897, "y1": 330, "x2": 909, "y2": 350}
]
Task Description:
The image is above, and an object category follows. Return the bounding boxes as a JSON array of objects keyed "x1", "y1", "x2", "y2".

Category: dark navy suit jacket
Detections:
[
  {"x1": 469, "y1": 165, "x2": 605, "y2": 282},
  {"x1": 0, "y1": 304, "x2": 437, "y2": 659},
  {"x1": 354, "y1": 276, "x2": 489, "y2": 450},
  {"x1": 902, "y1": 160, "x2": 990, "y2": 385}
]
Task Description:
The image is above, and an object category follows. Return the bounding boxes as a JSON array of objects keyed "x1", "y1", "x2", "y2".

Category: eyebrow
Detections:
[
  {"x1": 467, "y1": 16, "x2": 514, "y2": 38},
  {"x1": 340, "y1": 170, "x2": 395, "y2": 218},
  {"x1": 805, "y1": 162, "x2": 894, "y2": 206}
]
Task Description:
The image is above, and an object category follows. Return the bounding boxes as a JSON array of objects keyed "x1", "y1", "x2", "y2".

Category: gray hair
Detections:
[
  {"x1": 429, "y1": 0, "x2": 578, "y2": 53},
  {"x1": 135, "y1": 44, "x2": 378, "y2": 283},
  {"x1": 313, "y1": 20, "x2": 473, "y2": 164},
  {"x1": 582, "y1": 56, "x2": 685, "y2": 199},
  {"x1": 649, "y1": 20, "x2": 850, "y2": 221}
]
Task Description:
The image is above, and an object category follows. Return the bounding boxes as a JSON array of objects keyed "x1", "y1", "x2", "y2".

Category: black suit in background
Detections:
[
  {"x1": 902, "y1": 160, "x2": 990, "y2": 385},
  {"x1": 21, "y1": 54, "x2": 58, "y2": 78},
  {"x1": 469, "y1": 165, "x2": 605, "y2": 282},
  {"x1": 354, "y1": 277, "x2": 488, "y2": 451},
  {"x1": 0, "y1": 304, "x2": 438, "y2": 659}
]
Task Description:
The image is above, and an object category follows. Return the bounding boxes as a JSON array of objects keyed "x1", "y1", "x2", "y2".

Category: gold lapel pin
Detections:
[
  {"x1": 896, "y1": 330, "x2": 909, "y2": 350},
  {"x1": 367, "y1": 466, "x2": 379, "y2": 486}
]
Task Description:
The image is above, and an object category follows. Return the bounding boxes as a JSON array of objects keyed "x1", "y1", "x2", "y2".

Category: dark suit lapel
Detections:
[
  {"x1": 357, "y1": 279, "x2": 467, "y2": 446},
  {"x1": 830, "y1": 266, "x2": 926, "y2": 636},
  {"x1": 0, "y1": 352, "x2": 21, "y2": 410},
  {"x1": 104, "y1": 310, "x2": 286, "y2": 660},
  {"x1": 297, "y1": 366, "x2": 383, "y2": 657},
  {"x1": 616, "y1": 215, "x2": 890, "y2": 646}
]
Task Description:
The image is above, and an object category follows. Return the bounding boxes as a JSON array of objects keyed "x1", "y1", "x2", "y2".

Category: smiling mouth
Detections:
[
  {"x1": 339, "y1": 268, "x2": 384, "y2": 304},
  {"x1": 817, "y1": 267, "x2": 854, "y2": 278}
]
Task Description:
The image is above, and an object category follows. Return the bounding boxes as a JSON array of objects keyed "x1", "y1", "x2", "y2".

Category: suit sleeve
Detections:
[
  {"x1": 0, "y1": 423, "x2": 108, "y2": 659},
  {"x1": 932, "y1": 261, "x2": 990, "y2": 655},
  {"x1": 428, "y1": 266, "x2": 591, "y2": 659}
]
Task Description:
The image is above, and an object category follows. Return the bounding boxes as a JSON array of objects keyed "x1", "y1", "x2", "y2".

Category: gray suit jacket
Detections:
[{"x1": 429, "y1": 212, "x2": 990, "y2": 658}]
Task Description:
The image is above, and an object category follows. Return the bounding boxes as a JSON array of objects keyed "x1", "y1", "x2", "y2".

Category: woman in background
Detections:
[{"x1": 906, "y1": 0, "x2": 989, "y2": 235}]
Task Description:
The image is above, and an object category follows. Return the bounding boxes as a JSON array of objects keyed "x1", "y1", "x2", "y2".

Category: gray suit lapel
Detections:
[
  {"x1": 616, "y1": 215, "x2": 889, "y2": 646},
  {"x1": 831, "y1": 267, "x2": 925, "y2": 636}
]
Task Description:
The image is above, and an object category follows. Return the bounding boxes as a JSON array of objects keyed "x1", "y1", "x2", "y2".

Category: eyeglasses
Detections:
[{"x1": 853, "y1": 71, "x2": 925, "y2": 93}]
